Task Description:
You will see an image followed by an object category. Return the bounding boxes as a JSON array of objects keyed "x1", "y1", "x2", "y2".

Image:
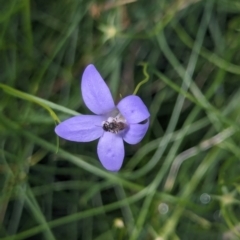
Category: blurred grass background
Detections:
[{"x1": 1, "y1": 0, "x2": 240, "y2": 239}]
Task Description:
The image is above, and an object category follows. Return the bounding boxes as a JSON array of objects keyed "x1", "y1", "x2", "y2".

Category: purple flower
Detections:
[{"x1": 55, "y1": 64, "x2": 150, "y2": 171}]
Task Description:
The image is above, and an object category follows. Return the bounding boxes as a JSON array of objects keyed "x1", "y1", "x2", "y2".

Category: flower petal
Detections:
[
  {"x1": 123, "y1": 119, "x2": 149, "y2": 144},
  {"x1": 97, "y1": 132, "x2": 124, "y2": 171},
  {"x1": 55, "y1": 115, "x2": 104, "y2": 142},
  {"x1": 81, "y1": 64, "x2": 115, "y2": 115},
  {"x1": 117, "y1": 95, "x2": 150, "y2": 124}
]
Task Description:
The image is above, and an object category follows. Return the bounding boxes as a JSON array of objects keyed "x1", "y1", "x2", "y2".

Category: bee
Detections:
[{"x1": 103, "y1": 119, "x2": 126, "y2": 134}]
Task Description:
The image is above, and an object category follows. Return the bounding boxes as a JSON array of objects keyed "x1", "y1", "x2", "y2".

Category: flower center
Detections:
[{"x1": 102, "y1": 113, "x2": 127, "y2": 134}]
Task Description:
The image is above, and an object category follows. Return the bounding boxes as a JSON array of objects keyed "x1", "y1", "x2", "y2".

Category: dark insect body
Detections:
[{"x1": 103, "y1": 120, "x2": 125, "y2": 133}]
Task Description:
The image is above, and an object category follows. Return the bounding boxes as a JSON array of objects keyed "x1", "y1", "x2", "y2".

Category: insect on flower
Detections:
[
  {"x1": 55, "y1": 64, "x2": 150, "y2": 172},
  {"x1": 102, "y1": 118, "x2": 126, "y2": 134}
]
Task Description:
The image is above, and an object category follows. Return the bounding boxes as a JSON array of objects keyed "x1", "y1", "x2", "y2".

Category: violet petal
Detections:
[
  {"x1": 55, "y1": 115, "x2": 104, "y2": 142},
  {"x1": 117, "y1": 95, "x2": 150, "y2": 124},
  {"x1": 123, "y1": 119, "x2": 149, "y2": 144},
  {"x1": 81, "y1": 64, "x2": 115, "y2": 115},
  {"x1": 97, "y1": 132, "x2": 124, "y2": 171}
]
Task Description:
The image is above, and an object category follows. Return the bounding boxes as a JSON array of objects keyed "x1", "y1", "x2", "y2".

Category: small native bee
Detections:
[{"x1": 103, "y1": 119, "x2": 126, "y2": 134}]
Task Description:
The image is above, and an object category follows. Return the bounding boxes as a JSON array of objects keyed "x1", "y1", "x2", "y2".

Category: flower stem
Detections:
[{"x1": 133, "y1": 62, "x2": 149, "y2": 95}]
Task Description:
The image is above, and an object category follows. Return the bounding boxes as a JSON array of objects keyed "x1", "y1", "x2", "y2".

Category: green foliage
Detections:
[{"x1": 1, "y1": 0, "x2": 240, "y2": 239}]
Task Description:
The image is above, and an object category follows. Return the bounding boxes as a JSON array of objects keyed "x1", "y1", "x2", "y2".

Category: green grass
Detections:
[{"x1": 1, "y1": 0, "x2": 240, "y2": 239}]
